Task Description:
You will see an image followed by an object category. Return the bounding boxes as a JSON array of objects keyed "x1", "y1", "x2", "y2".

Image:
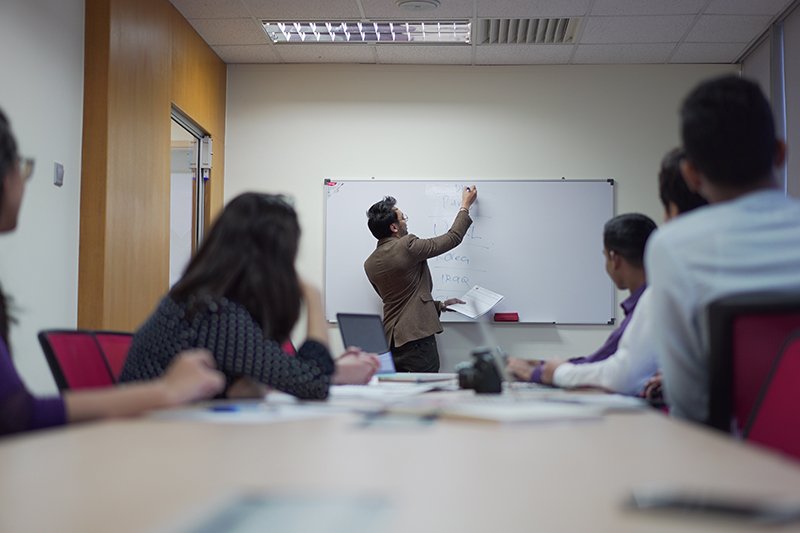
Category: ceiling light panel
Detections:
[{"x1": 262, "y1": 21, "x2": 471, "y2": 44}]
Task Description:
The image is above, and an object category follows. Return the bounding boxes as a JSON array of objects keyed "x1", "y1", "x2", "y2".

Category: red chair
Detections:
[
  {"x1": 38, "y1": 330, "x2": 115, "y2": 391},
  {"x1": 93, "y1": 330, "x2": 134, "y2": 380},
  {"x1": 744, "y1": 333, "x2": 800, "y2": 460},
  {"x1": 281, "y1": 339, "x2": 297, "y2": 356},
  {"x1": 707, "y1": 292, "x2": 800, "y2": 435}
]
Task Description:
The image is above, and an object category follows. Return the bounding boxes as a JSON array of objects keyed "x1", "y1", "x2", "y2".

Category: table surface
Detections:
[{"x1": 2, "y1": 392, "x2": 800, "y2": 533}]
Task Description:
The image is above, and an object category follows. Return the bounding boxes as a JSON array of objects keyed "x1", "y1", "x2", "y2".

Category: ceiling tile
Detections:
[
  {"x1": 189, "y1": 18, "x2": 268, "y2": 46},
  {"x1": 275, "y1": 44, "x2": 377, "y2": 63},
  {"x1": 475, "y1": 44, "x2": 574, "y2": 64},
  {"x1": 477, "y1": 0, "x2": 592, "y2": 18},
  {"x1": 212, "y1": 45, "x2": 281, "y2": 63},
  {"x1": 169, "y1": 0, "x2": 251, "y2": 19},
  {"x1": 581, "y1": 15, "x2": 695, "y2": 43},
  {"x1": 685, "y1": 15, "x2": 772, "y2": 43},
  {"x1": 671, "y1": 42, "x2": 747, "y2": 63},
  {"x1": 572, "y1": 43, "x2": 675, "y2": 63},
  {"x1": 242, "y1": 0, "x2": 362, "y2": 20},
  {"x1": 705, "y1": 0, "x2": 794, "y2": 16},
  {"x1": 376, "y1": 45, "x2": 472, "y2": 64},
  {"x1": 591, "y1": 0, "x2": 705, "y2": 16},
  {"x1": 362, "y1": 0, "x2": 473, "y2": 19}
]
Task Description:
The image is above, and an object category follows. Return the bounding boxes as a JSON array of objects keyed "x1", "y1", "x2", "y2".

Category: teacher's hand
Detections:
[
  {"x1": 461, "y1": 185, "x2": 477, "y2": 209},
  {"x1": 442, "y1": 297, "x2": 465, "y2": 311}
]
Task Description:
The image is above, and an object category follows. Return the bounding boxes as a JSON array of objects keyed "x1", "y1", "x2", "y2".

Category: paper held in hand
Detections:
[{"x1": 446, "y1": 285, "x2": 504, "y2": 319}]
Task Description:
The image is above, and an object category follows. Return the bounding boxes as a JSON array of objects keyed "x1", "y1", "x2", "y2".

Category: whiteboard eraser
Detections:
[{"x1": 494, "y1": 312, "x2": 519, "y2": 322}]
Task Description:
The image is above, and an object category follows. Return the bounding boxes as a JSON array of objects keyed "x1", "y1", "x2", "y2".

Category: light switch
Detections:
[{"x1": 54, "y1": 162, "x2": 64, "y2": 187}]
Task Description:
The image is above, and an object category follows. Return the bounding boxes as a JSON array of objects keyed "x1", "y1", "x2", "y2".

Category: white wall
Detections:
[
  {"x1": 742, "y1": 37, "x2": 771, "y2": 101},
  {"x1": 225, "y1": 63, "x2": 734, "y2": 371},
  {"x1": 0, "y1": 0, "x2": 85, "y2": 394},
  {"x1": 785, "y1": 4, "x2": 800, "y2": 198}
]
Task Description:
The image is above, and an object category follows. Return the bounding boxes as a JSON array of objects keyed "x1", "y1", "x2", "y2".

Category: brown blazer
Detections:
[{"x1": 364, "y1": 210, "x2": 472, "y2": 348}]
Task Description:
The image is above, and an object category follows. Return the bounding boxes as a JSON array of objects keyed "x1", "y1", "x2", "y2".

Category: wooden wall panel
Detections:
[
  {"x1": 78, "y1": 0, "x2": 111, "y2": 328},
  {"x1": 169, "y1": 7, "x2": 227, "y2": 222},
  {"x1": 79, "y1": 0, "x2": 227, "y2": 331}
]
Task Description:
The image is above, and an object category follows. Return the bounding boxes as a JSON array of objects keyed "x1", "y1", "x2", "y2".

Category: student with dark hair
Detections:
[
  {"x1": 364, "y1": 186, "x2": 477, "y2": 372},
  {"x1": 646, "y1": 75, "x2": 800, "y2": 423},
  {"x1": 507, "y1": 213, "x2": 657, "y2": 383},
  {"x1": 0, "y1": 109, "x2": 226, "y2": 437},
  {"x1": 531, "y1": 148, "x2": 708, "y2": 392},
  {"x1": 120, "y1": 193, "x2": 379, "y2": 399}
]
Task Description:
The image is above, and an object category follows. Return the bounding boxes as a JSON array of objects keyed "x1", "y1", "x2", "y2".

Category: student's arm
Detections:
[
  {"x1": 406, "y1": 185, "x2": 477, "y2": 260},
  {"x1": 550, "y1": 291, "x2": 658, "y2": 395},
  {"x1": 203, "y1": 300, "x2": 336, "y2": 400},
  {"x1": 64, "y1": 350, "x2": 224, "y2": 423},
  {"x1": 0, "y1": 340, "x2": 67, "y2": 435}
]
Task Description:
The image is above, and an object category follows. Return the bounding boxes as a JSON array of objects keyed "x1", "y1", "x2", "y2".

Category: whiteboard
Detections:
[{"x1": 324, "y1": 180, "x2": 616, "y2": 324}]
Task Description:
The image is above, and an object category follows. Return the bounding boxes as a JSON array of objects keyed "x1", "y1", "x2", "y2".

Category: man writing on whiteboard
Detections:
[{"x1": 364, "y1": 186, "x2": 478, "y2": 372}]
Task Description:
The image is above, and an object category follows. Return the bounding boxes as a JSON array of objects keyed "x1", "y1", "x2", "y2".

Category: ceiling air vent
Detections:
[{"x1": 478, "y1": 18, "x2": 579, "y2": 45}]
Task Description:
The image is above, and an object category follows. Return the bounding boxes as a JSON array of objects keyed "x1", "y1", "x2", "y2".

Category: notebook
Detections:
[{"x1": 336, "y1": 313, "x2": 396, "y2": 374}]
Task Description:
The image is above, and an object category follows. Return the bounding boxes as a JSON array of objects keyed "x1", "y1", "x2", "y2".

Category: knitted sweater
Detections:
[{"x1": 119, "y1": 296, "x2": 335, "y2": 400}]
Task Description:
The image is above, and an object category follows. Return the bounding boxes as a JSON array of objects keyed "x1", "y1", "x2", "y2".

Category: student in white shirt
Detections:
[
  {"x1": 646, "y1": 75, "x2": 800, "y2": 423},
  {"x1": 534, "y1": 148, "x2": 707, "y2": 393}
]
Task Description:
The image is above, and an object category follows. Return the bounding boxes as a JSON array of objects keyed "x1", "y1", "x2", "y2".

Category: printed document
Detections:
[{"x1": 446, "y1": 285, "x2": 504, "y2": 319}]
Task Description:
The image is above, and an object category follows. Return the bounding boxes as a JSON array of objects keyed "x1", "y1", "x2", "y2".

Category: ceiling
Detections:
[{"x1": 169, "y1": 0, "x2": 798, "y2": 65}]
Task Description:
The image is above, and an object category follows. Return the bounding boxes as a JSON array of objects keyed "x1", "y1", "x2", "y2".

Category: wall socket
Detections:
[{"x1": 54, "y1": 162, "x2": 64, "y2": 187}]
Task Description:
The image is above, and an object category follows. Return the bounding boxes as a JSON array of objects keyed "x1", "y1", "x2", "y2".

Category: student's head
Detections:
[
  {"x1": 680, "y1": 75, "x2": 784, "y2": 196},
  {"x1": 602, "y1": 213, "x2": 657, "y2": 289},
  {"x1": 366, "y1": 196, "x2": 407, "y2": 239},
  {"x1": 658, "y1": 147, "x2": 708, "y2": 220},
  {"x1": 0, "y1": 108, "x2": 34, "y2": 345},
  {"x1": 0, "y1": 109, "x2": 31, "y2": 233},
  {"x1": 170, "y1": 192, "x2": 302, "y2": 342}
]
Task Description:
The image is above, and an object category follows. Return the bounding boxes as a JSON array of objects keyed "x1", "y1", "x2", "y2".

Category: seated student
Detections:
[
  {"x1": 506, "y1": 213, "x2": 657, "y2": 383},
  {"x1": 532, "y1": 148, "x2": 708, "y2": 393},
  {"x1": 0, "y1": 110, "x2": 225, "y2": 437},
  {"x1": 120, "y1": 193, "x2": 380, "y2": 399},
  {"x1": 646, "y1": 75, "x2": 800, "y2": 423}
]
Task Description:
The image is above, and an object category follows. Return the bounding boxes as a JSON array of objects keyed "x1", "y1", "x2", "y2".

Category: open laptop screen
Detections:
[{"x1": 337, "y1": 313, "x2": 396, "y2": 374}]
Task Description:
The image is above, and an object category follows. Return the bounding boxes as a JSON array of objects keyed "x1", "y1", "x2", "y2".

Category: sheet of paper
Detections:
[
  {"x1": 378, "y1": 372, "x2": 457, "y2": 383},
  {"x1": 446, "y1": 285, "x2": 504, "y2": 319},
  {"x1": 328, "y1": 382, "x2": 441, "y2": 400},
  {"x1": 150, "y1": 402, "x2": 329, "y2": 424}
]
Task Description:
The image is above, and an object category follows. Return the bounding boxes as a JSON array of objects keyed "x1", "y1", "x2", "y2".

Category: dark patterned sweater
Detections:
[{"x1": 119, "y1": 296, "x2": 334, "y2": 400}]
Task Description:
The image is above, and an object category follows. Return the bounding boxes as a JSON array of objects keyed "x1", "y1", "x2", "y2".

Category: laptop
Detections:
[
  {"x1": 336, "y1": 313, "x2": 396, "y2": 374},
  {"x1": 336, "y1": 313, "x2": 457, "y2": 381}
]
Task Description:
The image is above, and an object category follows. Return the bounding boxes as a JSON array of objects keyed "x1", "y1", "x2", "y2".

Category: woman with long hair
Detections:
[
  {"x1": 120, "y1": 192, "x2": 378, "y2": 399},
  {"x1": 0, "y1": 109, "x2": 225, "y2": 437}
]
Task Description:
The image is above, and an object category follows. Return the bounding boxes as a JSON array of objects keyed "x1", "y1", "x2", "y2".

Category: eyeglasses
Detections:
[{"x1": 17, "y1": 157, "x2": 34, "y2": 182}]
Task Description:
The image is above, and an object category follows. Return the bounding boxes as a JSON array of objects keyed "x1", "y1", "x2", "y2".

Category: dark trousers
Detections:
[{"x1": 391, "y1": 334, "x2": 440, "y2": 372}]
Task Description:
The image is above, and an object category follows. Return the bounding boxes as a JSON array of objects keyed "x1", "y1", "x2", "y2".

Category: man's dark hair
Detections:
[
  {"x1": 366, "y1": 196, "x2": 398, "y2": 239},
  {"x1": 170, "y1": 192, "x2": 301, "y2": 342},
  {"x1": 603, "y1": 213, "x2": 657, "y2": 269},
  {"x1": 0, "y1": 109, "x2": 18, "y2": 346},
  {"x1": 658, "y1": 147, "x2": 708, "y2": 214},
  {"x1": 680, "y1": 75, "x2": 776, "y2": 188}
]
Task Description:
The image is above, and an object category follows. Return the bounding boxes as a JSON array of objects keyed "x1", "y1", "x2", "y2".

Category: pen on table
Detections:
[{"x1": 209, "y1": 404, "x2": 240, "y2": 412}]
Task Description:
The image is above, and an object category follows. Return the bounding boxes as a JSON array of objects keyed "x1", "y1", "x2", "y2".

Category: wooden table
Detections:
[{"x1": 1, "y1": 401, "x2": 800, "y2": 532}]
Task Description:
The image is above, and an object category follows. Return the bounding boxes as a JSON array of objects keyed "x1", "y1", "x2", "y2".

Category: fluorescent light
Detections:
[{"x1": 263, "y1": 20, "x2": 471, "y2": 44}]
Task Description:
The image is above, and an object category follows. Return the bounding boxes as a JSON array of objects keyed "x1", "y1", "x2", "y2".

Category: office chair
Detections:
[
  {"x1": 38, "y1": 330, "x2": 115, "y2": 391},
  {"x1": 707, "y1": 292, "x2": 800, "y2": 435},
  {"x1": 92, "y1": 330, "x2": 134, "y2": 380},
  {"x1": 743, "y1": 332, "x2": 800, "y2": 460}
]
